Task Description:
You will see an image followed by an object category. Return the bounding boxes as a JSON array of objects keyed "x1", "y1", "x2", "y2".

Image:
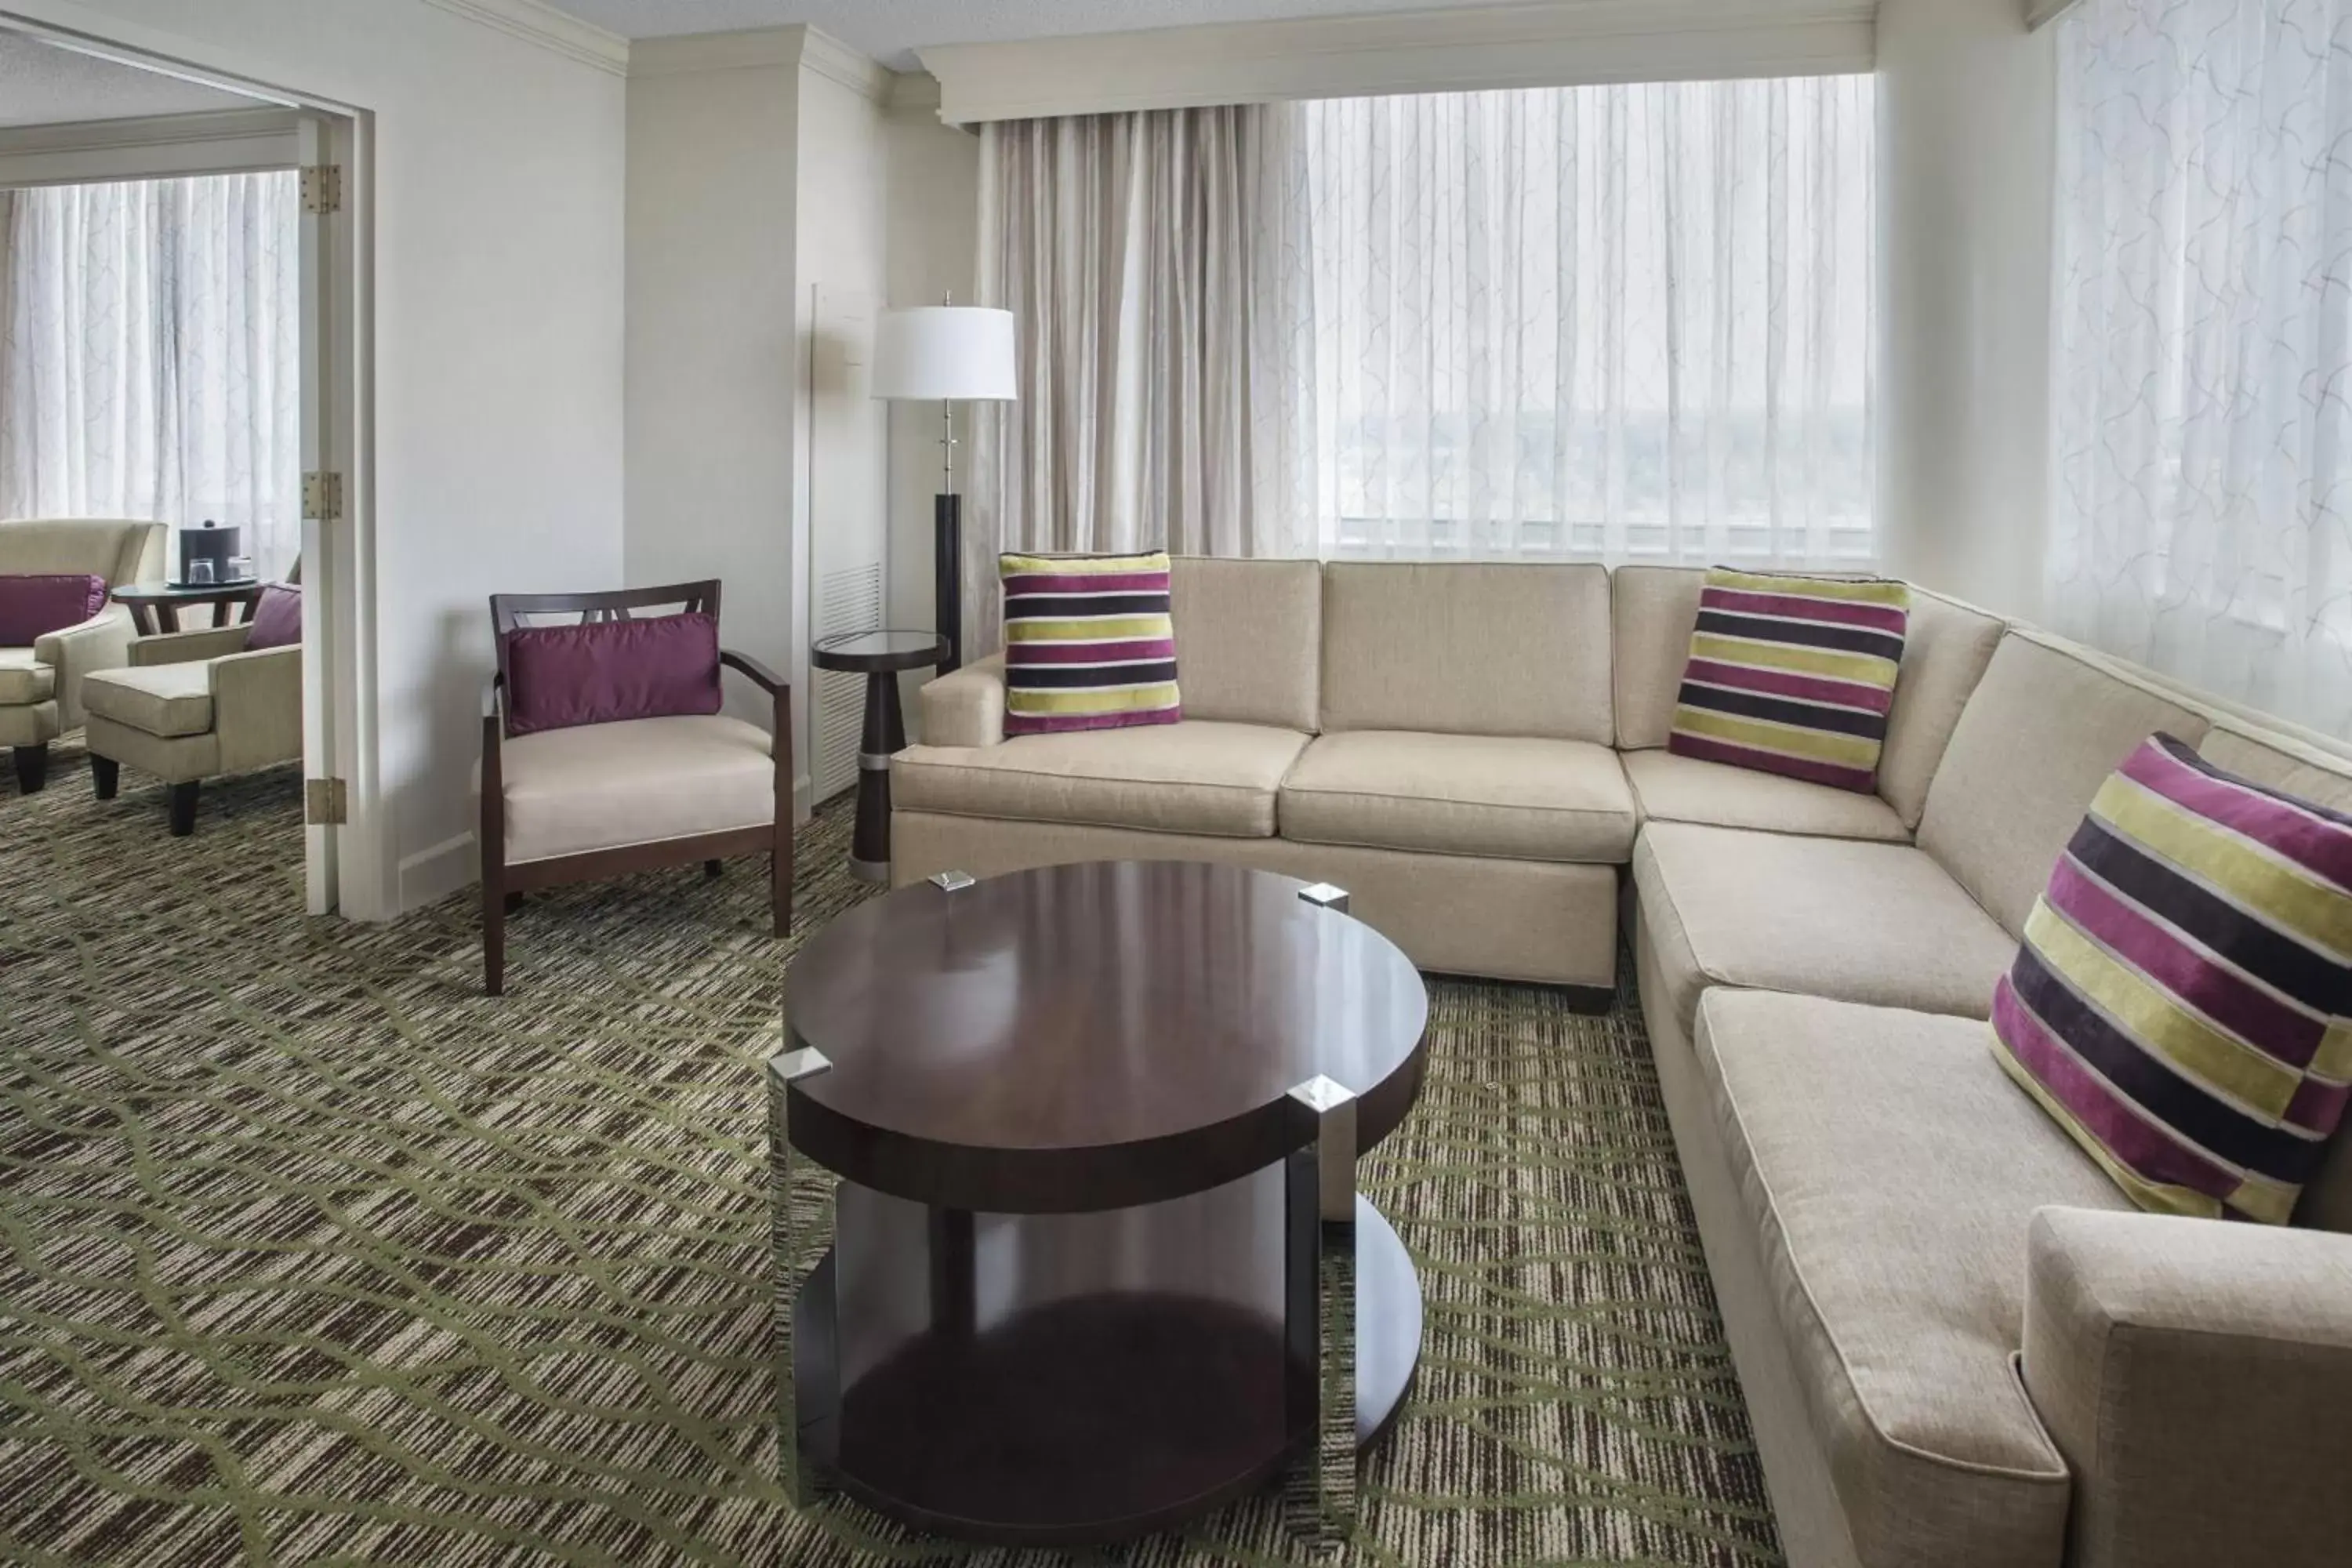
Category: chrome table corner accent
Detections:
[
  {"x1": 1297, "y1": 883, "x2": 1351, "y2": 913},
  {"x1": 1284, "y1": 1073, "x2": 1360, "y2": 1549},
  {"x1": 928, "y1": 869, "x2": 975, "y2": 892}
]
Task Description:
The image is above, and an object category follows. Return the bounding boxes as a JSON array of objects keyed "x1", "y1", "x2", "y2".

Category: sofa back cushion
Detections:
[
  {"x1": 1321, "y1": 561, "x2": 1612, "y2": 741},
  {"x1": 1919, "y1": 633, "x2": 2211, "y2": 937},
  {"x1": 503, "y1": 611, "x2": 723, "y2": 738},
  {"x1": 1613, "y1": 565, "x2": 1705, "y2": 749},
  {"x1": 0, "y1": 518, "x2": 163, "y2": 586},
  {"x1": 2199, "y1": 724, "x2": 2352, "y2": 1234},
  {"x1": 1169, "y1": 556, "x2": 1319, "y2": 731},
  {"x1": 1878, "y1": 589, "x2": 2007, "y2": 829},
  {"x1": 0, "y1": 573, "x2": 107, "y2": 645}
]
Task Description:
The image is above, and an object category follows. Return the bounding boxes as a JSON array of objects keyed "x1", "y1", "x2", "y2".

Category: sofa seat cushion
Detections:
[
  {"x1": 892, "y1": 720, "x2": 1308, "y2": 839},
  {"x1": 1697, "y1": 989, "x2": 2122, "y2": 1567},
  {"x1": 489, "y1": 713, "x2": 774, "y2": 866},
  {"x1": 0, "y1": 647, "x2": 56, "y2": 706},
  {"x1": 1634, "y1": 820, "x2": 2016, "y2": 1041},
  {"x1": 1622, "y1": 748, "x2": 1908, "y2": 842},
  {"x1": 80, "y1": 662, "x2": 212, "y2": 738},
  {"x1": 1279, "y1": 731, "x2": 1636, "y2": 862}
]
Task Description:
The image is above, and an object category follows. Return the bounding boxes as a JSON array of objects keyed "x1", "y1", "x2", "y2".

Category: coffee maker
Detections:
[{"x1": 175, "y1": 521, "x2": 249, "y2": 587}]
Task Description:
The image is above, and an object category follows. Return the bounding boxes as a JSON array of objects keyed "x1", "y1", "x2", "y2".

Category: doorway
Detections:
[{"x1": 0, "y1": 13, "x2": 371, "y2": 917}]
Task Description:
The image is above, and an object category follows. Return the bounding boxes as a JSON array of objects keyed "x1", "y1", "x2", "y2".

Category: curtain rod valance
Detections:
[{"x1": 919, "y1": 0, "x2": 1875, "y2": 125}]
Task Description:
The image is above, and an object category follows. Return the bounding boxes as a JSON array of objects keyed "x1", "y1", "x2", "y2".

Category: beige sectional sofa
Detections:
[{"x1": 895, "y1": 557, "x2": 2352, "y2": 1568}]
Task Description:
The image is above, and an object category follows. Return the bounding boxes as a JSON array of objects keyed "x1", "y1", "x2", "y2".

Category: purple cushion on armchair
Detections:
[
  {"x1": 503, "y1": 611, "x2": 723, "y2": 737},
  {"x1": 0, "y1": 573, "x2": 108, "y2": 644},
  {"x1": 245, "y1": 583, "x2": 303, "y2": 649}
]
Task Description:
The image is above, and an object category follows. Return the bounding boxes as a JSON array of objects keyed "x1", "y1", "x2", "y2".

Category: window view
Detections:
[{"x1": 1284, "y1": 76, "x2": 1876, "y2": 565}]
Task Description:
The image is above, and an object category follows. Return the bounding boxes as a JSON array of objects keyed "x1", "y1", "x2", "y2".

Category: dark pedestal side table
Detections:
[
  {"x1": 811, "y1": 630, "x2": 950, "y2": 883},
  {"x1": 114, "y1": 580, "x2": 263, "y2": 636},
  {"x1": 771, "y1": 861, "x2": 1429, "y2": 1547}
]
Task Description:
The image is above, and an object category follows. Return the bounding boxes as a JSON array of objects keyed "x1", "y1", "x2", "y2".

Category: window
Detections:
[{"x1": 1276, "y1": 76, "x2": 1877, "y2": 565}]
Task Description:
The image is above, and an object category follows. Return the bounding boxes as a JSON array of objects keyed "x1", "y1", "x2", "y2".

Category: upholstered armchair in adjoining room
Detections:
[
  {"x1": 0, "y1": 517, "x2": 165, "y2": 793},
  {"x1": 80, "y1": 582, "x2": 304, "y2": 835},
  {"x1": 477, "y1": 580, "x2": 792, "y2": 996}
]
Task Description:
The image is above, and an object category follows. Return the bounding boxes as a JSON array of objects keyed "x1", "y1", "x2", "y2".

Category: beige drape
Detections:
[{"x1": 968, "y1": 106, "x2": 1308, "y2": 655}]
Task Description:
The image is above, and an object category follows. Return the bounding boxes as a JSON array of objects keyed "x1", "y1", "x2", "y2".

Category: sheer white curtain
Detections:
[
  {"x1": 2050, "y1": 0, "x2": 2352, "y2": 736},
  {"x1": 1276, "y1": 77, "x2": 1877, "y2": 564},
  {"x1": 0, "y1": 172, "x2": 301, "y2": 577}
]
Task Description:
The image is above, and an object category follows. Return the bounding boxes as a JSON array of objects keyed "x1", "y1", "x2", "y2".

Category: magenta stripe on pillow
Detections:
[
  {"x1": 1681, "y1": 658, "x2": 1896, "y2": 714},
  {"x1": 1992, "y1": 978, "x2": 2243, "y2": 1202},
  {"x1": 2045, "y1": 855, "x2": 2325, "y2": 1069},
  {"x1": 1701, "y1": 587, "x2": 1911, "y2": 634},
  {"x1": 2121, "y1": 741, "x2": 2352, "y2": 891},
  {"x1": 1004, "y1": 707, "x2": 1179, "y2": 735},
  {"x1": 1000, "y1": 572, "x2": 1174, "y2": 597},
  {"x1": 2288, "y1": 1076, "x2": 2350, "y2": 1133},
  {"x1": 1667, "y1": 731, "x2": 1877, "y2": 792},
  {"x1": 1007, "y1": 638, "x2": 1176, "y2": 665}
]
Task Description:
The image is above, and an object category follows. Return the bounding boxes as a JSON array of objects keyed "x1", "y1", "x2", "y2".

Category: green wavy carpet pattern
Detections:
[{"x1": 2, "y1": 739, "x2": 1780, "y2": 1566}]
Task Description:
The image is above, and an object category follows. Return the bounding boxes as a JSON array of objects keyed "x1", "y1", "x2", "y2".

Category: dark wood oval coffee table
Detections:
[{"x1": 770, "y1": 859, "x2": 1429, "y2": 1547}]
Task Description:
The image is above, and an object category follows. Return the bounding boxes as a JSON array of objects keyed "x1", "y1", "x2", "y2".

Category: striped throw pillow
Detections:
[
  {"x1": 1666, "y1": 568, "x2": 1909, "y2": 793},
  {"x1": 1000, "y1": 550, "x2": 1181, "y2": 737},
  {"x1": 1991, "y1": 734, "x2": 2352, "y2": 1225}
]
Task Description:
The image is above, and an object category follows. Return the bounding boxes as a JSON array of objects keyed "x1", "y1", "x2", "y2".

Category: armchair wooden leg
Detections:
[
  {"x1": 91, "y1": 756, "x2": 119, "y2": 800},
  {"x1": 167, "y1": 781, "x2": 199, "y2": 836},
  {"x1": 11, "y1": 742, "x2": 47, "y2": 794},
  {"x1": 705, "y1": 858, "x2": 723, "y2": 880}
]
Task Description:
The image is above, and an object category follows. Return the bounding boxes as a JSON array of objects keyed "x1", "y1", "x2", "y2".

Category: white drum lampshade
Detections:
[{"x1": 870, "y1": 307, "x2": 1018, "y2": 402}]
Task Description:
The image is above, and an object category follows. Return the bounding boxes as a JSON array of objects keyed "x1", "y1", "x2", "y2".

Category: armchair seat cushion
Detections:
[
  {"x1": 80, "y1": 662, "x2": 214, "y2": 738},
  {"x1": 490, "y1": 713, "x2": 775, "y2": 865},
  {"x1": 892, "y1": 720, "x2": 1308, "y2": 838},
  {"x1": 0, "y1": 647, "x2": 56, "y2": 706},
  {"x1": 1279, "y1": 730, "x2": 1637, "y2": 862}
]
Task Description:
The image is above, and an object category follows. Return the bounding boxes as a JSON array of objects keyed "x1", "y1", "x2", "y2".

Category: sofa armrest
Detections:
[
  {"x1": 32, "y1": 604, "x2": 136, "y2": 728},
  {"x1": 131, "y1": 626, "x2": 252, "y2": 668},
  {"x1": 2022, "y1": 1207, "x2": 2352, "y2": 1568},
  {"x1": 919, "y1": 652, "x2": 1007, "y2": 749},
  {"x1": 209, "y1": 645, "x2": 303, "y2": 775}
]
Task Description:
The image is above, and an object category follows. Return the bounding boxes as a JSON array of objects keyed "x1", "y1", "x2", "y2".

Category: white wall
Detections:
[
  {"x1": 624, "y1": 52, "x2": 798, "y2": 757},
  {"x1": 1875, "y1": 0, "x2": 2058, "y2": 619},
  {"x1": 16, "y1": 0, "x2": 630, "y2": 913},
  {"x1": 882, "y1": 88, "x2": 981, "y2": 735}
]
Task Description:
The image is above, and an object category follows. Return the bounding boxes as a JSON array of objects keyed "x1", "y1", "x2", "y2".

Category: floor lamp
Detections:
[{"x1": 871, "y1": 303, "x2": 1018, "y2": 675}]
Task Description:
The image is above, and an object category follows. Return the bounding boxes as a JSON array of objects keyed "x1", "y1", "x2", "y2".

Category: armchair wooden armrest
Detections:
[
  {"x1": 720, "y1": 648, "x2": 786, "y2": 694},
  {"x1": 720, "y1": 648, "x2": 793, "y2": 940}
]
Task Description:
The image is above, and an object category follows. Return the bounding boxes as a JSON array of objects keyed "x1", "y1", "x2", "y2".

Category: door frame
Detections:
[{"x1": 0, "y1": 4, "x2": 386, "y2": 918}]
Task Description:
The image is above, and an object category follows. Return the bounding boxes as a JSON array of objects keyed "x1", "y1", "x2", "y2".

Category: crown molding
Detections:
[
  {"x1": 0, "y1": 106, "x2": 302, "y2": 186},
  {"x1": 922, "y1": 0, "x2": 1875, "y2": 124},
  {"x1": 416, "y1": 0, "x2": 630, "y2": 76},
  {"x1": 885, "y1": 69, "x2": 945, "y2": 118},
  {"x1": 800, "y1": 27, "x2": 891, "y2": 102},
  {"x1": 624, "y1": 24, "x2": 889, "y2": 101}
]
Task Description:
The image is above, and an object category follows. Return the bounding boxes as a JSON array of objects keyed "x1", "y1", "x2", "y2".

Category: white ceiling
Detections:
[
  {"x1": 543, "y1": 0, "x2": 1515, "y2": 72},
  {"x1": 0, "y1": 30, "x2": 264, "y2": 129}
]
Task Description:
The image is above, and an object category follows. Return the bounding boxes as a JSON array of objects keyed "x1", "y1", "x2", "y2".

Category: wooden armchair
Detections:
[{"x1": 478, "y1": 581, "x2": 792, "y2": 995}]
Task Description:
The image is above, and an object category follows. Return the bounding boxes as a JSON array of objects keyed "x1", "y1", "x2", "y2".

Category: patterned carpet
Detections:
[{"x1": 1, "y1": 739, "x2": 1780, "y2": 1566}]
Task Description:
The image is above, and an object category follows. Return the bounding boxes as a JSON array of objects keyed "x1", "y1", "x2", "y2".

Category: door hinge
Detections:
[
  {"x1": 305, "y1": 778, "x2": 349, "y2": 826},
  {"x1": 301, "y1": 163, "x2": 343, "y2": 215},
  {"x1": 303, "y1": 470, "x2": 344, "y2": 521}
]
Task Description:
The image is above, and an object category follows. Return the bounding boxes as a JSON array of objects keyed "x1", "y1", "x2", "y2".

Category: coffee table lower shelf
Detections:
[{"x1": 790, "y1": 1196, "x2": 1421, "y2": 1546}]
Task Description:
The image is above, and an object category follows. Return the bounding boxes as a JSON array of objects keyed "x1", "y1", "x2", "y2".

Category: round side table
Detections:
[{"x1": 811, "y1": 630, "x2": 949, "y2": 883}]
